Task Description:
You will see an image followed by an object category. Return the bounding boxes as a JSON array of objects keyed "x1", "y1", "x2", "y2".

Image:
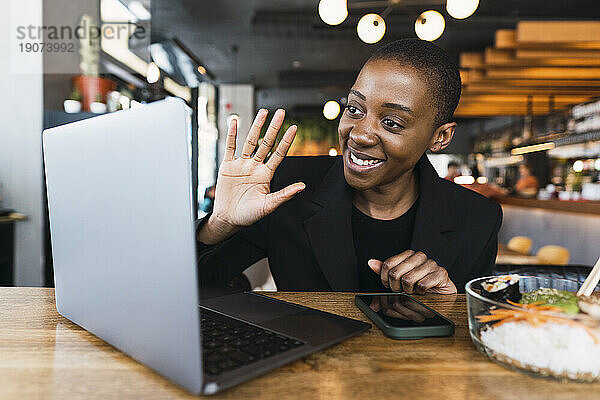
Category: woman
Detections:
[
  {"x1": 514, "y1": 164, "x2": 539, "y2": 197},
  {"x1": 444, "y1": 161, "x2": 461, "y2": 182},
  {"x1": 197, "y1": 39, "x2": 502, "y2": 294}
]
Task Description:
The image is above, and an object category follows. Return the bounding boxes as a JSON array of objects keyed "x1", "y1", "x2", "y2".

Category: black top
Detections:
[
  {"x1": 352, "y1": 200, "x2": 419, "y2": 292},
  {"x1": 196, "y1": 155, "x2": 503, "y2": 292}
]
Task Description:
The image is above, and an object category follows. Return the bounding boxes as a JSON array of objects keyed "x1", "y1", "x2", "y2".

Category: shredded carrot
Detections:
[
  {"x1": 506, "y1": 299, "x2": 542, "y2": 307},
  {"x1": 476, "y1": 303, "x2": 600, "y2": 343},
  {"x1": 506, "y1": 300, "x2": 561, "y2": 311}
]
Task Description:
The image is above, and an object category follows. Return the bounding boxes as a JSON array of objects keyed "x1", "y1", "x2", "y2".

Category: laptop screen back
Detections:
[{"x1": 43, "y1": 98, "x2": 203, "y2": 393}]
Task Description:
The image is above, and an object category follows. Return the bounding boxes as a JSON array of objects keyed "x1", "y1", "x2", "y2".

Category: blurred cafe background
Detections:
[{"x1": 2, "y1": 0, "x2": 600, "y2": 289}]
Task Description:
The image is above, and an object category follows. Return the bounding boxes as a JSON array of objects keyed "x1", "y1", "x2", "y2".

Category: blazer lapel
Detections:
[
  {"x1": 410, "y1": 155, "x2": 460, "y2": 270},
  {"x1": 303, "y1": 154, "x2": 459, "y2": 290},
  {"x1": 303, "y1": 157, "x2": 359, "y2": 291}
]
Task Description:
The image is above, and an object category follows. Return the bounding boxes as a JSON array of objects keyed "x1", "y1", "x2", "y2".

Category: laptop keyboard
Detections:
[{"x1": 200, "y1": 307, "x2": 305, "y2": 376}]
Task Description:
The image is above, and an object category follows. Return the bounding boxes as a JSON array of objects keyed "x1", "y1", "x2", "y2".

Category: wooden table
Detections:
[{"x1": 1, "y1": 288, "x2": 599, "y2": 399}]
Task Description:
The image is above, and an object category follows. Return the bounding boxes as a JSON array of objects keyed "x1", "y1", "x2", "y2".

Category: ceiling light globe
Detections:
[
  {"x1": 446, "y1": 0, "x2": 479, "y2": 20},
  {"x1": 357, "y1": 13, "x2": 386, "y2": 44},
  {"x1": 318, "y1": 0, "x2": 348, "y2": 26},
  {"x1": 323, "y1": 100, "x2": 341, "y2": 120},
  {"x1": 415, "y1": 10, "x2": 445, "y2": 41}
]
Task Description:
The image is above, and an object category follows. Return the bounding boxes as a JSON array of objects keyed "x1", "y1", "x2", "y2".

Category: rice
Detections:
[{"x1": 480, "y1": 321, "x2": 600, "y2": 379}]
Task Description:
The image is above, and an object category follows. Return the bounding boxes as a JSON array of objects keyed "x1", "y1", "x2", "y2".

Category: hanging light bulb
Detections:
[
  {"x1": 323, "y1": 100, "x2": 341, "y2": 120},
  {"x1": 147, "y1": 62, "x2": 160, "y2": 83},
  {"x1": 446, "y1": 0, "x2": 479, "y2": 19},
  {"x1": 357, "y1": 13, "x2": 386, "y2": 44},
  {"x1": 318, "y1": 0, "x2": 348, "y2": 26},
  {"x1": 414, "y1": 10, "x2": 445, "y2": 41}
]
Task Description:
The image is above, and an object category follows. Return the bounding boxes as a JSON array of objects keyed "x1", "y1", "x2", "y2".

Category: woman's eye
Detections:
[
  {"x1": 346, "y1": 105, "x2": 362, "y2": 115},
  {"x1": 383, "y1": 119, "x2": 402, "y2": 129}
]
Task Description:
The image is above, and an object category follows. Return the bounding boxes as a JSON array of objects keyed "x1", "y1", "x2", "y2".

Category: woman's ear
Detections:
[{"x1": 429, "y1": 122, "x2": 457, "y2": 152}]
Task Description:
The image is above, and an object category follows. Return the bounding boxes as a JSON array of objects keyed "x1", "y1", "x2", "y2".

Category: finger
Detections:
[
  {"x1": 368, "y1": 259, "x2": 382, "y2": 274},
  {"x1": 265, "y1": 124, "x2": 297, "y2": 172},
  {"x1": 415, "y1": 269, "x2": 457, "y2": 295},
  {"x1": 263, "y1": 182, "x2": 305, "y2": 215},
  {"x1": 433, "y1": 280, "x2": 457, "y2": 295},
  {"x1": 387, "y1": 251, "x2": 428, "y2": 292},
  {"x1": 382, "y1": 250, "x2": 418, "y2": 269},
  {"x1": 224, "y1": 117, "x2": 237, "y2": 161},
  {"x1": 400, "y1": 259, "x2": 438, "y2": 294},
  {"x1": 254, "y1": 109, "x2": 285, "y2": 162},
  {"x1": 413, "y1": 271, "x2": 435, "y2": 294},
  {"x1": 380, "y1": 250, "x2": 415, "y2": 290},
  {"x1": 241, "y1": 109, "x2": 268, "y2": 158}
]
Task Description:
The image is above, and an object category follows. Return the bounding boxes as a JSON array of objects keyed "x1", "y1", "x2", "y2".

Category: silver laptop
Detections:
[{"x1": 43, "y1": 98, "x2": 370, "y2": 395}]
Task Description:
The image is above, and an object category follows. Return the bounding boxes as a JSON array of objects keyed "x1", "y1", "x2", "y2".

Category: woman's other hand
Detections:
[
  {"x1": 368, "y1": 250, "x2": 457, "y2": 294},
  {"x1": 198, "y1": 108, "x2": 305, "y2": 245}
]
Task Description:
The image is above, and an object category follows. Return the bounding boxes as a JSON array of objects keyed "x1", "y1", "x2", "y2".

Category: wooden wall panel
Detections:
[{"x1": 457, "y1": 22, "x2": 600, "y2": 117}]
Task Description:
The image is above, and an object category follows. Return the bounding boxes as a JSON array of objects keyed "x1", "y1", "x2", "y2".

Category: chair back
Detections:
[
  {"x1": 536, "y1": 245, "x2": 570, "y2": 265},
  {"x1": 507, "y1": 236, "x2": 533, "y2": 255}
]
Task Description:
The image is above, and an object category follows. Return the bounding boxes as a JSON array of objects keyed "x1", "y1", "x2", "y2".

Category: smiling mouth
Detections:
[{"x1": 347, "y1": 148, "x2": 385, "y2": 170}]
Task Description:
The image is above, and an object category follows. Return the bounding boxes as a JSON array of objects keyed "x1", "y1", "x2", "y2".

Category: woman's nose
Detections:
[{"x1": 348, "y1": 120, "x2": 379, "y2": 147}]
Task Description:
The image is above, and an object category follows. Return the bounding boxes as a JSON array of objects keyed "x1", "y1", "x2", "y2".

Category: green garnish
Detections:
[{"x1": 519, "y1": 288, "x2": 579, "y2": 314}]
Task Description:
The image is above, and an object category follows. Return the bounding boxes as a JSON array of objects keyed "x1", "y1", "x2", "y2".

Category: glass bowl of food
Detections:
[{"x1": 466, "y1": 275, "x2": 600, "y2": 382}]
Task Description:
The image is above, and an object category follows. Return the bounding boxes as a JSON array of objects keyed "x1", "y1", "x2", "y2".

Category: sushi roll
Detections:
[
  {"x1": 480, "y1": 275, "x2": 521, "y2": 302},
  {"x1": 578, "y1": 293, "x2": 600, "y2": 319}
]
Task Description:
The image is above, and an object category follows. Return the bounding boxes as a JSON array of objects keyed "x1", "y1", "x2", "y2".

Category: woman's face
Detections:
[
  {"x1": 338, "y1": 59, "x2": 440, "y2": 191},
  {"x1": 519, "y1": 165, "x2": 530, "y2": 177}
]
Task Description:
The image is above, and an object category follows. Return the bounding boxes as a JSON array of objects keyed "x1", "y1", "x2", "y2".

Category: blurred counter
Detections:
[
  {"x1": 497, "y1": 197, "x2": 600, "y2": 266},
  {"x1": 498, "y1": 196, "x2": 600, "y2": 216}
]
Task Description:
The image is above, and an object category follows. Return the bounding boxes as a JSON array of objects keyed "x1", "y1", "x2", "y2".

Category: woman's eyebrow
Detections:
[
  {"x1": 349, "y1": 89, "x2": 366, "y2": 100},
  {"x1": 349, "y1": 89, "x2": 414, "y2": 116},
  {"x1": 382, "y1": 102, "x2": 414, "y2": 116}
]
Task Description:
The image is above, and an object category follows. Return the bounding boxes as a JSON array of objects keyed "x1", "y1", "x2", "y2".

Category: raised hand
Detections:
[{"x1": 198, "y1": 109, "x2": 305, "y2": 245}]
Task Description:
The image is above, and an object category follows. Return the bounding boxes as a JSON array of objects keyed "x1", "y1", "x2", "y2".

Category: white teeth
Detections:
[{"x1": 350, "y1": 152, "x2": 381, "y2": 167}]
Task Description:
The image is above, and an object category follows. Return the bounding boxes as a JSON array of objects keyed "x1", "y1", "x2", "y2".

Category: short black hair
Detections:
[
  {"x1": 368, "y1": 38, "x2": 462, "y2": 128},
  {"x1": 520, "y1": 163, "x2": 533, "y2": 172},
  {"x1": 448, "y1": 161, "x2": 459, "y2": 168}
]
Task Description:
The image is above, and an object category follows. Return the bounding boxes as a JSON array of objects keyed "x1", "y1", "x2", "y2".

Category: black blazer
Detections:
[{"x1": 197, "y1": 155, "x2": 502, "y2": 292}]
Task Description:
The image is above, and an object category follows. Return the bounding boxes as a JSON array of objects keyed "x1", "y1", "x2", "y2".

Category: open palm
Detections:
[{"x1": 212, "y1": 109, "x2": 305, "y2": 228}]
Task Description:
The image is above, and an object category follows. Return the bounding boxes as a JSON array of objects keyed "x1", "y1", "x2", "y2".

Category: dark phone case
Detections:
[{"x1": 354, "y1": 293, "x2": 455, "y2": 340}]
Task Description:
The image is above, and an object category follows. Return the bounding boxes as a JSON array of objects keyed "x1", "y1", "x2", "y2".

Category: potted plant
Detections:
[
  {"x1": 73, "y1": 14, "x2": 115, "y2": 112},
  {"x1": 90, "y1": 92, "x2": 107, "y2": 114},
  {"x1": 63, "y1": 88, "x2": 82, "y2": 113}
]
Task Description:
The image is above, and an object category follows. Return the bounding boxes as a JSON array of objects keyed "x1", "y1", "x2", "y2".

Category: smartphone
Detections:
[{"x1": 354, "y1": 293, "x2": 454, "y2": 339}]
